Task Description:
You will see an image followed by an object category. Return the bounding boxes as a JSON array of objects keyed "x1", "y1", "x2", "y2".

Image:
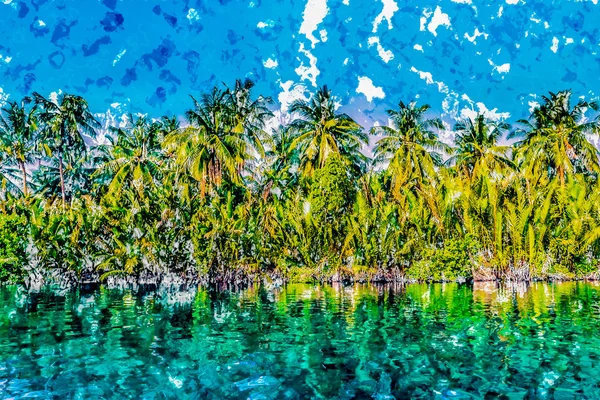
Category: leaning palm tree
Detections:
[
  {"x1": 289, "y1": 86, "x2": 368, "y2": 177},
  {"x1": 0, "y1": 98, "x2": 38, "y2": 196},
  {"x1": 448, "y1": 114, "x2": 513, "y2": 180},
  {"x1": 372, "y1": 101, "x2": 448, "y2": 197},
  {"x1": 33, "y1": 92, "x2": 100, "y2": 205},
  {"x1": 511, "y1": 90, "x2": 600, "y2": 185}
]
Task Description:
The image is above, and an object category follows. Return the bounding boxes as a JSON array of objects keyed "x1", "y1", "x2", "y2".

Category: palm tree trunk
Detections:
[
  {"x1": 559, "y1": 166, "x2": 565, "y2": 188},
  {"x1": 19, "y1": 161, "x2": 28, "y2": 196},
  {"x1": 58, "y1": 154, "x2": 66, "y2": 207}
]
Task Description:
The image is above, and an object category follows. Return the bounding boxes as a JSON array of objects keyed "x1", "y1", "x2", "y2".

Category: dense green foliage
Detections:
[
  {"x1": 0, "y1": 209, "x2": 28, "y2": 283},
  {"x1": 1, "y1": 82, "x2": 600, "y2": 284}
]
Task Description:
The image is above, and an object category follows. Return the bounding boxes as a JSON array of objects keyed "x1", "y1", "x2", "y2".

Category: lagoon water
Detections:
[{"x1": 1, "y1": 282, "x2": 600, "y2": 399}]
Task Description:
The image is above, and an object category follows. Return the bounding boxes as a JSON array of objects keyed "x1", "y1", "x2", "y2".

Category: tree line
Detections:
[{"x1": 1, "y1": 79, "x2": 600, "y2": 285}]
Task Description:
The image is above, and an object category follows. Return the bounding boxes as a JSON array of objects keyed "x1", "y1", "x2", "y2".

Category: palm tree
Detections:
[
  {"x1": 166, "y1": 80, "x2": 271, "y2": 197},
  {"x1": 289, "y1": 86, "x2": 368, "y2": 177},
  {"x1": 98, "y1": 114, "x2": 166, "y2": 204},
  {"x1": 226, "y1": 79, "x2": 273, "y2": 158},
  {"x1": 0, "y1": 98, "x2": 37, "y2": 196},
  {"x1": 448, "y1": 114, "x2": 513, "y2": 180},
  {"x1": 31, "y1": 151, "x2": 98, "y2": 200},
  {"x1": 33, "y1": 92, "x2": 100, "y2": 205},
  {"x1": 511, "y1": 90, "x2": 600, "y2": 186},
  {"x1": 256, "y1": 125, "x2": 300, "y2": 200},
  {"x1": 372, "y1": 101, "x2": 448, "y2": 198}
]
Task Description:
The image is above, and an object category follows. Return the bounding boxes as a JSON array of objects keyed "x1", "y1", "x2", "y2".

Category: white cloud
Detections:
[
  {"x1": 505, "y1": 0, "x2": 520, "y2": 4},
  {"x1": 460, "y1": 101, "x2": 510, "y2": 121},
  {"x1": 113, "y1": 49, "x2": 126, "y2": 66},
  {"x1": 464, "y1": 28, "x2": 488, "y2": 43},
  {"x1": 263, "y1": 58, "x2": 278, "y2": 69},
  {"x1": 186, "y1": 9, "x2": 199, "y2": 22},
  {"x1": 319, "y1": 29, "x2": 328, "y2": 42},
  {"x1": 0, "y1": 54, "x2": 12, "y2": 64},
  {"x1": 420, "y1": 9, "x2": 433, "y2": 31},
  {"x1": 551, "y1": 37, "x2": 559, "y2": 53},
  {"x1": 356, "y1": 76, "x2": 385, "y2": 102},
  {"x1": 257, "y1": 20, "x2": 275, "y2": 29},
  {"x1": 488, "y1": 59, "x2": 510, "y2": 74},
  {"x1": 410, "y1": 66, "x2": 433, "y2": 84},
  {"x1": 295, "y1": 43, "x2": 320, "y2": 86},
  {"x1": 496, "y1": 63, "x2": 510, "y2": 73},
  {"x1": 49, "y1": 90, "x2": 62, "y2": 104},
  {"x1": 0, "y1": 87, "x2": 8, "y2": 107},
  {"x1": 299, "y1": 0, "x2": 329, "y2": 48},
  {"x1": 424, "y1": 7, "x2": 451, "y2": 37},
  {"x1": 372, "y1": 0, "x2": 399, "y2": 33},
  {"x1": 528, "y1": 101, "x2": 540, "y2": 113},
  {"x1": 367, "y1": 36, "x2": 394, "y2": 63},
  {"x1": 413, "y1": 44, "x2": 424, "y2": 52},
  {"x1": 278, "y1": 80, "x2": 310, "y2": 114}
]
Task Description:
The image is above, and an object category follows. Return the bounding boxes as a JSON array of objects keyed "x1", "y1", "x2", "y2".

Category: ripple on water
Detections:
[{"x1": 1, "y1": 282, "x2": 600, "y2": 398}]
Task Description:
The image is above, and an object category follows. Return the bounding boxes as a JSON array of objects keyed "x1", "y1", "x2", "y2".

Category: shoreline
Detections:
[{"x1": 14, "y1": 269, "x2": 600, "y2": 292}]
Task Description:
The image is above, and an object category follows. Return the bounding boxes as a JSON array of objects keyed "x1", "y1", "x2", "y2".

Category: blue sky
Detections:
[{"x1": 0, "y1": 0, "x2": 599, "y2": 128}]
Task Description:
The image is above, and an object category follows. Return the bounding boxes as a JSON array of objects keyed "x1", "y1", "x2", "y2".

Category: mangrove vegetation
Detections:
[{"x1": 1, "y1": 81, "x2": 600, "y2": 285}]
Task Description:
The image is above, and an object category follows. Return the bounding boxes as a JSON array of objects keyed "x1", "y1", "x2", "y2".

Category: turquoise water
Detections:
[{"x1": 1, "y1": 282, "x2": 600, "y2": 399}]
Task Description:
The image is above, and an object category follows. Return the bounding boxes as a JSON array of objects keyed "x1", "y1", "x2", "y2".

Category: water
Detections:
[{"x1": 1, "y1": 282, "x2": 600, "y2": 399}]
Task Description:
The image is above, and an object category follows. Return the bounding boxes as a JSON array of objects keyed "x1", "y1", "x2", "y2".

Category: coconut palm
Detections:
[
  {"x1": 0, "y1": 98, "x2": 38, "y2": 196},
  {"x1": 255, "y1": 126, "x2": 300, "y2": 200},
  {"x1": 166, "y1": 80, "x2": 271, "y2": 197},
  {"x1": 511, "y1": 90, "x2": 600, "y2": 185},
  {"x1": 33, "y1": 92, "x2": 100, "y2": 205},
  {"x1": 372, "y1": 101, "x2": 448, "y2": 198},
  {"x1": 31, "y1": 151, "x2": 98, "y2": 200},
  {"x1": 289, "y1": 86, "x2": 368, "y2": 177},
  {"x1": 226, "y1": 79, "x2": 273, "y2": 158},
  {"x1": 448, "y1": 114, "x2": 513, "y2": 180},
  {"x1": 98, "y1": 114, "x2": 166, "y2": 204}
]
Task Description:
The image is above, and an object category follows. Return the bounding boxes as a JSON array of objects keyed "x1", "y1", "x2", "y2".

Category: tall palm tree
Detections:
[
  {"x1": 0, "y1": 98, "x2": 38, "y2": 196},
  {"x1": 448, "y1": 114, "x2": 513, "y2": 180},
  {"x1": 166, "y1": 80, "x2": 271, "y2": 197},
  {"x1": 372, "y1": 101, "x2": 448, "y2": 197},
  {"x1": 33, "y1": 92, "x2": 100, "y2": 205},
  {"x1": 511, "y1": 90, "x2": 600, "y2": 185},
  {"x1": 226, "y1": 79, "x2": 273, "y2": 158},
  {"x1": 289, "y1": 86, "x2": 368, "y2": 177}
]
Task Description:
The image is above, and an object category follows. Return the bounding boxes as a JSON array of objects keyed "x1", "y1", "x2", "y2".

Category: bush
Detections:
[
  {"x1": 407, "y1": 236, "x2": 479, "y2": 281},
  {"x1": 0, "y1": 213, "x2": 29, "y2": 283}
]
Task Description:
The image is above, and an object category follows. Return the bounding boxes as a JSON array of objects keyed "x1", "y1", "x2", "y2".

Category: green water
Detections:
[{"x1": 1, "y1": 283, "x2": 600, "y2": 399}]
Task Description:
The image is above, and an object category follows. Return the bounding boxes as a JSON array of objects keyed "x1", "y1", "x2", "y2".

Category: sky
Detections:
[{"x1": 0, "y1": 0, "x2": 599, "y2": 130}]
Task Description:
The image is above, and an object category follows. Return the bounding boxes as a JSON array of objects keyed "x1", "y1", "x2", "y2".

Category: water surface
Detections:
[{"x1": 1, "y1": 282, "x2": 600, "y2": 399}]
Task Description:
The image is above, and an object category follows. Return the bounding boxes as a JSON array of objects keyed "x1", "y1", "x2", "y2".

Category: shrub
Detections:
[{"x1": 0, "y1": 213, "x2": 29, "y2": 283}]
